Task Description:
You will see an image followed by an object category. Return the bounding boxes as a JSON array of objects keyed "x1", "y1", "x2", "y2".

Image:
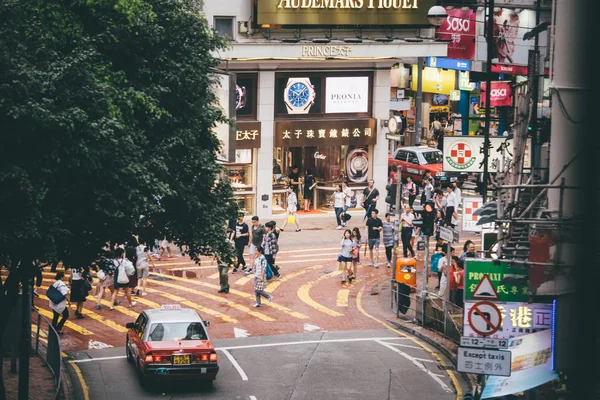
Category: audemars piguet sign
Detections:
[{"x1": 258, "y1": 0, "x2": 435, "y2": 25}]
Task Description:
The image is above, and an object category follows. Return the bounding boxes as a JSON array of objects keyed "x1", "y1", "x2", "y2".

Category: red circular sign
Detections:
[
  {"x1": 467, "y1": 301, "x2": 502, "y2": 336},
  {"x1": 449, "y1": 142, "x2": 473, "y2": 166}
]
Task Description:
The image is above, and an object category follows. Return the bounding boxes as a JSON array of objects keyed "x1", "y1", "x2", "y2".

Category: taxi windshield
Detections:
[
  {"x1": 421, "y1": 150, "x2": 443, "y2": 164},
  {"x1": 147, "y1": 322, "x2": 207, "y2": 342}
]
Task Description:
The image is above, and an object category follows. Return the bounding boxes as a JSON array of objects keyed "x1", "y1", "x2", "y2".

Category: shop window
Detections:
[{"x1": 224, "y1": 149, "x2": 255, "y2": 215}]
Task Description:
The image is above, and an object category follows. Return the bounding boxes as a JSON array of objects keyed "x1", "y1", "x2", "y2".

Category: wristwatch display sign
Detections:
[
  {"x1": 284, "y1": 77, "x2": 316, "y2": 114},
  {"x1": 346, "y1": 147, "x2": 369, "y2": 183},
  {"x1": 235, "y1": 75, "x2": 257, "y2": 118}
]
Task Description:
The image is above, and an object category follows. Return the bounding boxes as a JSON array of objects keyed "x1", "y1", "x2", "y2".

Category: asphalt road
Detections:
[{"x1": 67, "y1": 329, "x2": 462, "y2": 400}]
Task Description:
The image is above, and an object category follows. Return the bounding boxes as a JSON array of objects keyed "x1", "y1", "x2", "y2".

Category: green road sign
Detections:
[{"x1": 464, "y1": 259, "x2": 529, "y2": 302}]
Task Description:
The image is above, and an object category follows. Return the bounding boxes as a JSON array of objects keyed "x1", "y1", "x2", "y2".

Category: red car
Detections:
[
  {"x1": 388, "y1": 146, "x2": 468, "y2": 184},
  {"x1": 125, "y1": 306, "x2": 218, "y2": 386}
]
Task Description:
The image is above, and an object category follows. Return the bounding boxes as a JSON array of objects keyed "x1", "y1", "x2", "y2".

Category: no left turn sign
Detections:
[{"x1": 467, "y1": 301, "x2": 502, "y2": 337}]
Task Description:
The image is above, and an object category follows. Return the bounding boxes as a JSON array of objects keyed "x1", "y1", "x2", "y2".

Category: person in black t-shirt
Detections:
[
  {"x1": 362, "y1": 179, "x2": 380, "y2": 221},
  {"x1": 233, "y1": 214, "x2": 249, "y2": 273},
  {"x1": 365, "y1": 209, "x2": 383, "y2": 267},
  {"x1": 288, "y1": 165, "x2": 301, "y2": 199}
]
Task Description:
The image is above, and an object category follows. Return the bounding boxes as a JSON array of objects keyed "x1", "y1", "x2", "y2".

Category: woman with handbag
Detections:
[
  {"x1": 109, "y1": 248, "x2": 137, "y2": 310},
  {"x1": 48, "y1": 271, "x2": 70, "y2": 334},
  {"x1": 95, "y1": 251, "x2": 116, "y2": 310},
  {"x1": 252, "y1": 246, "x2": 273, "y2": 307},
  {"x1": 70, "y1": 266, "x2": 93, "y2": 319},
  {"x1": 351, "y1": 227, "x2": 362, "y2": 278}
]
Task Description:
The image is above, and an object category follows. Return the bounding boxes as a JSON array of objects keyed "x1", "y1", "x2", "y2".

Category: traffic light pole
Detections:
[{"x1": 392, "y1": 170, "x2": 402, "y2": 272}]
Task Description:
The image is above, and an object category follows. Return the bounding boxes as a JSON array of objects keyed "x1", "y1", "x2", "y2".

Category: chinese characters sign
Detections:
[
  {"x1": 443, "y1": 136, "x2": 530, "y2": 173},
  {"x1": 436, "y1": 7, "x2": 476, "y2": 60},
  {"x1": 274, "y1": 119, "x2": 377, "y2": 147},
  {"x1": 457, "y1": 347, "x2": 511, "y2": 377},
  {"x1": 235, "y1": 122, "x2": 261, "y2": 149},
  {"x1": 462, "y1": 196, "x2": 492, "y2": 232},
  {"x1": 463, "y1": 301, "x2": 553, "y2": 339},
  {"x1": 465, "y1": 259, "x2": 529, "y2": 302}
]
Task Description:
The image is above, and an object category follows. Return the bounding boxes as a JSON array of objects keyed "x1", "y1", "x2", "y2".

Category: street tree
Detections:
[{"x1": 0, "y1": 0, "x2": 237, "y2": 397}]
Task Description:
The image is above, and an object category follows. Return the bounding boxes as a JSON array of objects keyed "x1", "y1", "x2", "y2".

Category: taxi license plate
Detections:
[{"x1": 172, "y1": 354, "x2": 191, "y2": 365}]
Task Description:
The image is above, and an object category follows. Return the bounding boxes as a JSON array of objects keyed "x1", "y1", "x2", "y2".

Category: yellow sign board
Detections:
[
  {"x1": 257, "y1": 0, "x2": 436, "y2": 25},
  {"x1": 411, "y1": 66, "x2": 457, "y2": 95}
]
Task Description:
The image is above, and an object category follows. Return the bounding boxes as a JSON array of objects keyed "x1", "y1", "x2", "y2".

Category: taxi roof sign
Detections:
[{"x1": 161, "y1": 304, "x2": 181, "y2": 310}]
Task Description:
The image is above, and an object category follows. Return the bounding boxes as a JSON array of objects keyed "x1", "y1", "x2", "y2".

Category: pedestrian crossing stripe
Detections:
[
  {"x1": 34, "y1": 300, "x2": 94, "y2": 336},
  {"x1": 336, "y1": 290, "x2": 349, "y2": 307},
  {"x1": 233, "y1": 275, "x2": 253, "y2": 286},
  {"x1": 145, "y1": 289, "x2": 238, "y2": 324},
  {"x1": 297, "y1": 271, "x2": 344, "y2": 317},
  {"x1": 265, "y1": 265, "x2": 324, "y2": 294},
  {"x1": 146, "y1": 278, "x2": 275, "y2": 321},
  {"x1": 148, "y1": 271, "x2": 308, "y2": 320}
]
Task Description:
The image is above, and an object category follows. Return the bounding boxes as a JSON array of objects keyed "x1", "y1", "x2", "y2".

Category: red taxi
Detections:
[
  {"x1": 125, "y1": 305, "x2": 218, "y2": 386},
  {"x1": 388, "y1": 146, "x2": 468, "y2": 184}
]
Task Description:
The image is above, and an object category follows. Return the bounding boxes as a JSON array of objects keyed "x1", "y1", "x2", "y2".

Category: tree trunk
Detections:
[
  {"x1": 0, "y1": 268, "x2": 21, "y2": 400},
  {"x1": 18, "y1": 261, "x2": 32, "y2": 400},
  {"x1": 0, "y1": 334, "x2": 6, "y2": 400}
]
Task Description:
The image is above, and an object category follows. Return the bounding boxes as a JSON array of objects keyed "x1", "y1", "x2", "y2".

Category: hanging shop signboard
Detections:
[
  {"x1": 410, "y1": 66, "x2": 456, "y2": 95},
  {"x1": 465, "y1": 259, "x2": 529, "y2": 302},
  {"x1": 463, "y1": 301, "x2": 554, "y2": 339},
  {"x1": 235, "y1": 122, "x2": 262, "y2": 149},
  {"x1": 257, "y1": 0, "x2": 436, "y2": 26},
  {"x1": 274, "y1": 119, "x2": 377, "y2": 147},
  {"x1": 481, "y1": 82, "x2": 513, "y2": 107},
  {"x1": 436, "y1": 7, "x2": 476, "y2": 60},
  {"x1": 427, "y1": 57, "x2": 471, "y2": 72},
  {"x1": 442, "y1": 136, "x2": 531, "y2": 173}
]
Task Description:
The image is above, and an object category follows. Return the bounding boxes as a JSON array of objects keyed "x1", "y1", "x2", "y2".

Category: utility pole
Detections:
[
  {"x1": 482, "y1": 0, "x2": 494, "y2": 203},
  {"x1": 529, "y1": 0, "x2": 542, "y2": 179},
  {"x1": 392, "y1": 171, "x2": 402, "y2": 271}
]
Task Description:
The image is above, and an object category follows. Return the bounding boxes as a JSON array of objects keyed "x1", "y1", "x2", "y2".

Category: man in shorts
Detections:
[
  {"x1": 365, "y1": 209, "x2": 383, "y2": 268},
  {"x1": 247, "y1": 216, "x2": 266, "y2": 275}
]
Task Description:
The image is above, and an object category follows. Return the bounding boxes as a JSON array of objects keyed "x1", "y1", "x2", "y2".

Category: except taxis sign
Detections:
[{"x1": 465, "y1": 259, "x2": 529, "y2": 302}]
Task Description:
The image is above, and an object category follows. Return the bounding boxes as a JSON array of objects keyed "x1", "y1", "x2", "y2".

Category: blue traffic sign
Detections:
[{"x1": 427, "y1": 57, "x2": 471, "y2": 71}]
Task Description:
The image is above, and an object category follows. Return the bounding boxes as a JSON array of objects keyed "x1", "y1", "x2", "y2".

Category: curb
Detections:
[{"x1": 384, "y1": 317, "x2": 477, "y2": 389}]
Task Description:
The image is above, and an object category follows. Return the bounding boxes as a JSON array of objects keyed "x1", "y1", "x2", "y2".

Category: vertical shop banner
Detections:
[
  {"x1": 437, "y1": 8, "x2": 476, "y2": 60},
  {"x1": 481, "y1": 330, "x2": 558, "y2": 399},
  {"x1": 480, "y1": 82, "x2": 513, "y2": 107},
  {"x1": 475, "y1": 8, "x2": 549, "y2": 66}
]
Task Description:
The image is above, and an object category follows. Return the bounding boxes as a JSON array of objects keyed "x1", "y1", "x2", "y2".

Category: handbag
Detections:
[
  {"x1": 287, "y1": 214, "x2": 296, "y2": 225},
  {"x1": 84, "y1": 280, "x2": 92, "y2": 292},
  {"x1": 96, "y1": 270, "x2": 106, "y2": 281},
  {"x1": 351, "y1": 247, "x2": 359, "y2": 259},
  {"x1": 46, "y1": 284, "x2": 66, "y2": 304},
  {"x1": 255, "y1": 279, "x2": 267, "y2": 291}
]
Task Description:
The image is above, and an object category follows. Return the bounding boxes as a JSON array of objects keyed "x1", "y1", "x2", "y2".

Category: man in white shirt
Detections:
[
  {"x1": 444, "y1": 185, "x2": 458, "y2": 228},
  {"x1": 424, "y1": 178, "x2": 434, "y2": 202}
]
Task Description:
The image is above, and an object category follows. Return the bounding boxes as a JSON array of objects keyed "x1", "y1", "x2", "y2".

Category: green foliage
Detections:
[{"x1": 0, "y1": 0, "x2": 238, "y2": 271}]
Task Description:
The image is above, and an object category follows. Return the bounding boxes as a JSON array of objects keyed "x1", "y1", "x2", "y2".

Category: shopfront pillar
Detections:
[
  {"x1": 372, "y1": 68, "x2": 392, "y2": 208},
  {"x1": 256, "y1": 70, "x2": 276, "y2": 219}
]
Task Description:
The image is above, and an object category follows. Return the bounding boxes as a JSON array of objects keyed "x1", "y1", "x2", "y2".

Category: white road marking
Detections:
[
  {"x1": 375, "y1": 340, "x2": 452, "y2": 393},
  {"x1": 88, "y1": 340, "x2": 113, "y2": 350},
  {"x1": 73, "y1": 337, "x2": 410, "y2": 363},
  {"x1": 385, "y1": 341, "x2": 423, "y2": 350},
  {"x1": 250, "y1": 397, "x2": 257, "y2": 400},
  {"x1": 217, "y1": 337, "x2": 407, "y2": 351},
  {"x1": 234, "y1": 327, "x2": 250, "y2": 338},
  {"x1": 220, "y1": 349, "x2": 248, "y2": 381},
  {"x1": 303, "y1": 323, "x2": 321, "y2": 332},
  {"x1": 413, "y1": 357, "x2": 437, "y2": 363}
]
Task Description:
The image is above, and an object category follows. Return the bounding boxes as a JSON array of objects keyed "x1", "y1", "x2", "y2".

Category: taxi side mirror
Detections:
[
  {"x1": 203, "y1": 321, "x2": 210, "y2": 327},
  {"x1": 125, "y1": 323, "x2": 135, "y2": 329}
]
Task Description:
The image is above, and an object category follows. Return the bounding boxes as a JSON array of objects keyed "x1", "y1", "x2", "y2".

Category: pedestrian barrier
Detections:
[
  {"x1": 31, "y1": 307, "x2": 63, "y2": 400},
  {"x1": 390, "y1": 279, "x2": 463, "y2": 343}
]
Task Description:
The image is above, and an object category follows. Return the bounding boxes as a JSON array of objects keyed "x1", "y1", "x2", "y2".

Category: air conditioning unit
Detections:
[{"x1": 238, "y1": 21, "x2": 249, "y2": 34}]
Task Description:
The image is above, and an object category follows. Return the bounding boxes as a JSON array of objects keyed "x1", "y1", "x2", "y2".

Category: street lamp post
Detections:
[{"x1": 482, "y1": 0, "x2": 495, "y2": 203}]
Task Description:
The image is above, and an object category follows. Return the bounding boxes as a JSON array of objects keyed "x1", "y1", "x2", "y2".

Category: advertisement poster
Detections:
[
  {"x1": 325, "y1": 77, "x2": 369, "y2": 114},
  {"x1": 436, "y1": 8, "x2": 476, "y2": 60},
  {"x1": 410, "y1": 66, "x2": 456, "y2": 95},
  {"x1": 481, "y1": 330, "x2": 558, "y2": 399},
  {"x1": 475, "y1": 8, "x2": 549, "y2": 66},
  {"x1": 345, "y1": 146, "x2": 368, "y2": 183},
  {"x1": 480, "y1": 82, "x2": 513, "y2": 107},
  {"x1": 235, "y1": 76, "x2": 256, "y2": 117}
]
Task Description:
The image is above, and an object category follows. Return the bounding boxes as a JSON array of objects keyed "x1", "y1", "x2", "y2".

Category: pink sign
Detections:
[
  {"x1": 481, "y1": 82, "x2": 512, "y2": 107},
  {"x1": 437, "y1": 8, "x2": 476, "y2": 60}
]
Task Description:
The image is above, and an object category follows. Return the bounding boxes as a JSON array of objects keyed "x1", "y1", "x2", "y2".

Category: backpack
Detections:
[
  {"x1": 349, "y1": 191, "x2": 357, "y2": 208},
  {"x1": 265, "y1": 262, "x2": 273, "y2": 280}
]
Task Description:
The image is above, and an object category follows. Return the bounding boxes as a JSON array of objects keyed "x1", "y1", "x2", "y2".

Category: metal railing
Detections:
[
  {"x1": 31, "y1": 307, "x2": 63, "y2": 400},
  {"x1": 390, "y1": 280, "x2": 463, "y2": 343}
]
